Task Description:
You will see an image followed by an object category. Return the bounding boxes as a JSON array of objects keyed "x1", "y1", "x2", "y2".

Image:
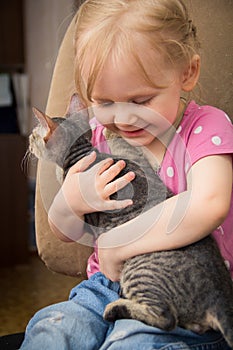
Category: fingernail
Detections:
[
  {"x1": 88, "y1": 151, "x2": 95, "y2": 157},
  {"x1": 118, "y1": 160, "x2": 126, "y2": 166},
  {"x1": 128, "y1": 171, "x2": 135, "y2": 177}
]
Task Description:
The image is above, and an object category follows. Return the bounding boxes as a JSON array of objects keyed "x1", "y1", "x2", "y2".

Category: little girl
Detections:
[{"x1": 20, "y1": 0, "x2": 233, "y2": 349}]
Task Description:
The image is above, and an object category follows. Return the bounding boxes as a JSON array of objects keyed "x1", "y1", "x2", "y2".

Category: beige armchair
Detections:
[
  {"x1": 35, "y1": 14, "x2": 93, "y2": 278},
  {"x1": 35, "y1": 2, "x2": 233, "y2": 278}
]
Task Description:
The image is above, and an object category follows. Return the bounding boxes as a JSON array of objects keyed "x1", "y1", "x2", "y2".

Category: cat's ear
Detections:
[
  {"x1": 66, "y1": 93, "x2": 86, "y2": 116},
  {"x1": 32, "y1": 107, "x2": 58, "y2": 142}
]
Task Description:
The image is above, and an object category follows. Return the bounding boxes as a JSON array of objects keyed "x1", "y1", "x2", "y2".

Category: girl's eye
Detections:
[
  {"x1": 133, "y1": 97, "x2": 153, "y2": 105},
  {"x1": 93, "y1": 101, "x2": 114, "y2": 108},
  {"x1": 102, "y1": 102, "x2": 114, "y2": 107}
]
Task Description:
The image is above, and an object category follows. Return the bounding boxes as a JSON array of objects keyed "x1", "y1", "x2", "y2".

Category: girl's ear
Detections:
[{"x1": 181, "y1": 54, "x2": 200, "y2": 92}]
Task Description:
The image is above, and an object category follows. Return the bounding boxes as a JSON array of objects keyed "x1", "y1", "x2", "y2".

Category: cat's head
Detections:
[{"x1": 29, "y1": 93, "x2": 92, "y2": 166}]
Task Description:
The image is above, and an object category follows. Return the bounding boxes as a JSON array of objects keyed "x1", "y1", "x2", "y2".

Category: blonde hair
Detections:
[{"x1": 74, "y1": 0, "x2": 200, "y2": 103}]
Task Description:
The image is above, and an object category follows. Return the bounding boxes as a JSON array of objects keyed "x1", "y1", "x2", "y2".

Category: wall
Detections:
[
  {"x1": 24, "y1": 0, "x2": 75, "y2": 128},
  {"x1": 24, "y1": 0, "x2": 75, "y2": 177},
  {"x1": 187, "y1": 0, "x2": 233, "y2": 117}
]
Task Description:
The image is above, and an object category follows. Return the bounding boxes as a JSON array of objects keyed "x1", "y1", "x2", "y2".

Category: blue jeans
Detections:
[{"x1": 20, "y1": 272, "x2": 230, "y2": 350}]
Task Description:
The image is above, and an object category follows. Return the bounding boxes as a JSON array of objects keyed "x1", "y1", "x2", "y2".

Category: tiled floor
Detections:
[{"x1": 0, "y1": 253, "x2": 82, "y2": 336}]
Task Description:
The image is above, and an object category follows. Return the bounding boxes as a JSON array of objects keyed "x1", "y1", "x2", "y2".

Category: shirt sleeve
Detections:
[
  {"x1": 90, "y1": 117, "x2": 111, "y2": 153},
  {"x1": 185, "y1": 106, "x2": 233, "y2": 166}
]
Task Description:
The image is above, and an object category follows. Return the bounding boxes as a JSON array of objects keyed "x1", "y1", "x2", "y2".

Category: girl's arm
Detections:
[{"x1": 98, "y1": 154, "x2": 232, "y2": 281}]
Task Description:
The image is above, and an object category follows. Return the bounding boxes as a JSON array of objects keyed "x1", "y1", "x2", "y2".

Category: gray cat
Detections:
[{"x1": 29, "y1": 95, "x2": 233, "y2": 348}]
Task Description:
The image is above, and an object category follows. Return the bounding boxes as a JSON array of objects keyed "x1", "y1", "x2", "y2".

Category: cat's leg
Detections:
[{"x1": 104, "y1": 298, "x2": 177, "y2": 331}]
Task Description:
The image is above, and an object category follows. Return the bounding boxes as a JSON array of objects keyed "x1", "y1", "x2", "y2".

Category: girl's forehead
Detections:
[
  {"x1": 91, "y1": 52, "x2": 178, "y2": 102},
  {"x1": 79, "y1": 32, "x2": 181, "y2": 102},
  {"x1": 98, "y1": 46, "x2": 175, "y2": 80}
]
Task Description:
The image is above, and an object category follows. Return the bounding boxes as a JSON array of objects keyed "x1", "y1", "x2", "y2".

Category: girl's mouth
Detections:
[{"x1": 119, "y1": 127, "x2": 149, "y2": 138}]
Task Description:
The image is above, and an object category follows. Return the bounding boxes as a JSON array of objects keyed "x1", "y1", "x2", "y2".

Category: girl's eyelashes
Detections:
[
  {"x1": 91, "y1": 100, "x2": 114, "y2": 107},
  {"x1": 91, "y1": 96, "x2": 155, "y2": 107},
  {"x1": 132, "y1": 97, "x2": 154, "y2": 105},
  {"x1": 102, "y1": 101, "x2": 114, "y2": 107}
]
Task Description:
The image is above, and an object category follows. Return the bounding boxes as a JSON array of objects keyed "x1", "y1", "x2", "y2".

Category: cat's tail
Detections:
[{"x1": 103, "y1": 298, "x2": 177, "y2": 331}]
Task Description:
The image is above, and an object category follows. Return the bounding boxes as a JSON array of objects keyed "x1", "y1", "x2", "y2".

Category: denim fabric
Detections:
[
  {"x1": 20, "y1": 272, "x2": 230, "y2": 350},
  {"x1": 100, "y1": 319, "x2": 230, "y2": 350}
]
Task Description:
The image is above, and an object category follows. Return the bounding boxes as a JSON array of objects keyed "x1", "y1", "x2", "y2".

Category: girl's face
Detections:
[{"x1": 89, "y1": 47, "x2": 186, "y2": 148}]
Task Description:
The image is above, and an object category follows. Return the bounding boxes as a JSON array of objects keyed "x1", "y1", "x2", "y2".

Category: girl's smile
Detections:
[{"x1": 118, "y1": 127, "x2": 148, "y2": 138}]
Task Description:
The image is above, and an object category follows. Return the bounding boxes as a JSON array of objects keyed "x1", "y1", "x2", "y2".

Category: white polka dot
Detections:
[
  {"x1": 194, "y1": 126, "x2": 203, "y2": 134},
  {"x1": 167, "y1": 167, "x2": 174, "y2": 178},
  {"x1": 176, "y1": 125, "x2": 182, "y2": 134},
  {"x1": 87, "y1": 263, "x2": 91, "y2": 272},
  {"x1": 212, "y1": 136, "x2": 222, "y2": 146}
]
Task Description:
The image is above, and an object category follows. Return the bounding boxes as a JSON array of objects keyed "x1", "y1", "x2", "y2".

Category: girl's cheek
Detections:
[{"x1": 92, "y1": 105, "x2": 115, "y2": 125}]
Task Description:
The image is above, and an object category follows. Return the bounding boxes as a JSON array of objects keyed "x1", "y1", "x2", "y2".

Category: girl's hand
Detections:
[{"x1": 62, "y1": 151, "x2": 135, "y2": 216}]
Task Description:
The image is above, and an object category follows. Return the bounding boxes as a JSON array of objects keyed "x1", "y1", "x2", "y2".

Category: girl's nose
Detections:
[{"x1": 114, "y1": 102, "x2": 139, "y2": 128}]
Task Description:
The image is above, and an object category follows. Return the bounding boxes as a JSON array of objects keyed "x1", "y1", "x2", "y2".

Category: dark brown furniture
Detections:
[{"x1": 0, "y1": 135, "x2": 29, "y2": 266}]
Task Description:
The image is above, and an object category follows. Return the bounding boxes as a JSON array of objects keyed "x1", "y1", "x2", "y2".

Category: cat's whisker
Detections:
[
  {"x1": 21, "y1": 150, "x2": 29, "y2": 174},
  {"x1": 21, "y1": 149, "x2": 33, "y2": 175}
]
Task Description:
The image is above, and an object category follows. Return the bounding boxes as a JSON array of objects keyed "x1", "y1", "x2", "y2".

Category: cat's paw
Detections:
[{"x1": 104, "y1": 300, "x2": 132, "y2": 322}]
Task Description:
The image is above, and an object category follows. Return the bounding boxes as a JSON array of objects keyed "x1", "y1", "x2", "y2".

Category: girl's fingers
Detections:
[
  {"x1": 68, "y1": 151, "x2": 97, "y2": 174},
  {"x1": 104, "y1": 171, "x2": 135, "y2": 198},
  {"x1": 100, "y1": 159, "x2": 126, "y2": 182},
  {"x1": 104, "y1": 198, "x2": 133, "y2": 211},
  {"x1": 97, "y1": 158, "x2": 115, "y2": 175},
  {"x1": 68, "y1": 156, "x2": 126, "y2": 184},
  {"x1": 66, "y1": 155, "x2": 135, "y2": 214}
]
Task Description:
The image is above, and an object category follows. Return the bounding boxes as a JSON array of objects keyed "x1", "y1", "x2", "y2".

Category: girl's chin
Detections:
[{"x1": 122, "y1": 134, "x2": 155, "y2": 147}]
